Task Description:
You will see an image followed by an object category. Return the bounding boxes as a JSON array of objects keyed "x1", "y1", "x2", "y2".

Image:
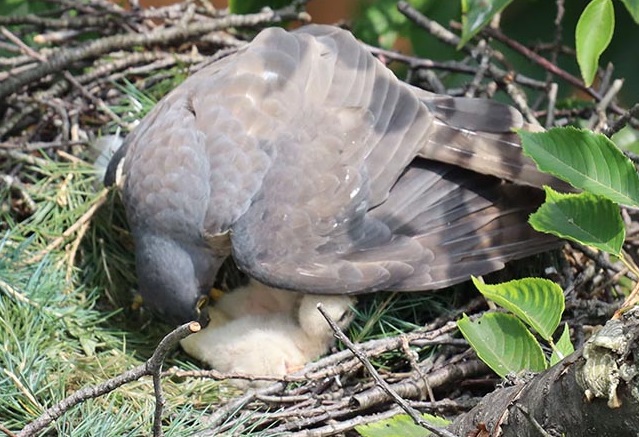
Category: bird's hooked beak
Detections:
[{"x1": 195, "y1": 294, "x2": 211, "y2": 327}]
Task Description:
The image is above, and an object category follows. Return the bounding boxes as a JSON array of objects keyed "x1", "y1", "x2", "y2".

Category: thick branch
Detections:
[{"x1": 448, "y1": 308, "x2": 639, "y2": 436}]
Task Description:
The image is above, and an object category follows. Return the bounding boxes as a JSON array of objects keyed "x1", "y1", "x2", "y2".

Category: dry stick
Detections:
[
  {"x1": 0, "y1": 26, "x2": 126, "y2": 129},
  {"x1": 316, "y1": 303, "x2": 459, "y2": 437},
  {"x1": 0, "y1": 424, "x2": 17, "y2": 437},
  {"x1": 476, "y1": 25, "x2": 622, "y2": 117},
  {"x1": 465, "y1": 40, "x2": 491, "y2": 98},
  {"x1": 479, "y1": 26, "x2": 597, "y2": 98},
  {"x1": 18, "y1": 322, "x2": 201, "y2": 437},
  {"x1": 588, "y1": 78, "x2": 624, "y2": 132},
  {"x1": 0, "y1": 6, "x2": 308, "y2": 101},
  {"x1": 545, "y1": 0, "x2": 565, "y2": 86},
  {"x1": 0, "y1": 173, "x2": 37, "y2": 213},
  {"x1": 0, "y1": 140, "x2": 88, "y2": 151},
  {"x1": 350, "y1": 359, "x2": 486, "y2": 411},
  {"x1": 396, "y1": 2, "x2": 546, "y2": 99},
  {"x1": 605, "y1": 102, "x2": 639, "y2": 137},
  {"x1": 22, "y1": 188, "x2": 110, "y2": 265},
  {"x1": 599, "y1": 63, "x2": 615, "y2": 97},
  {"x1": 0, "y1": 148, "x2": 51, "y2": 168},
  {"x1": 570, "y1": 242, "x2": 637, "y2": 282},
  {"x1": 287, "y1": 407, "x2": 405, "y2": 437},
  {"x1": 0, "y1": 12, "x2": 119, "y2": 28},
  {"x1": 545, "y1": 82, "x2": 559, "y2": 128},
  {"x1": 362, "y1": 43, "x2": 478, "y2": 77},
  {"x1": 196, "y1": 383, "x2": 287, "y2": 435}
]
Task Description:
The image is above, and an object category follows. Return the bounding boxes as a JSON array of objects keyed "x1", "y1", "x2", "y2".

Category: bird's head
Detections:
[{"x1": 134, "y1": 231, "x2": 222, "y2": 325}]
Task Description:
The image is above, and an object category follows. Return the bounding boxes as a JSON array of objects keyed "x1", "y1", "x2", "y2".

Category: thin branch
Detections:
[
  {"x1": 0, "y1": 424, "x2": 17, "y2": 437},
  {"x1": 605, "y1": 102, "x2": 639, "y2": 137},
  {"x1": 588, "y1": 78, "x2": 623, "y2": 132},
  {"x1": 0, "y1": 7, "x2": 309, "y2": 101},
  {"x1": 18, "y1": 322, "x2": 201, "y2": 437},
  {"x1": 545, "y1": 82, "x2": 558, "y2": 128},
  {"x1": 396, "y1": 2, "x2": 547, "y2": 91},
  {"x1": 22, "y1": 188, "x2": 110, "y2": 265},
  {"x1": 476, "y1": 25, "x2": 602, "y2": 102},
  {"x1": 316, "y1": 303, "x2": 459, "y2": 437}
]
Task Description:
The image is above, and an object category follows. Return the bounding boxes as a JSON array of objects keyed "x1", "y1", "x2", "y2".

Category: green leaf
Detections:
[
  {"x1": 575, "y1": 0, "x2": 615, "y2": 86},
  {"x1": 529, "y1": 187, "x2": 625, "y2": 256},
  {"x1": 519, "y1": 127, "x2": 639, "y2": 207},
  {"x1": 457, "y1": 313, "x2": 546, "y2": 378},
  {"x1": 355, "y1": 413, "x2": 450, "y2": 437},
  {"x1": 620, "y1": 0, "x2": 639, "y2": 24},
  {"x1": 471, "y1": 277, "x2": 564, "y2": 341},
  {"x1": 612, "y1": 126, "x2": 639, "y2": 153},
  {"x1": 458, "y1": 0, "x2": 513, "y2": 48},
  {"x1": 228, "y1": 0, "x2": 293, "y2": 15},
  {"x1": 550, "y1": 323, "x2": 575, "y2": 366}
]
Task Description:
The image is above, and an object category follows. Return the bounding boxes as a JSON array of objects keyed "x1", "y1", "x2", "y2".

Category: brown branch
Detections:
[
  {"x1": 0, "y1": 424, "x2": 17, "y2": 437},
  {"x1": 316, "y1": 303, "x2": 459, "y2": 437},
  {"x1": 18, "y1": 322, "x2": 201, "y2": 437},
  {"x1": 477, "y1": 25, "x2": 599, "y2": 99},
  {"x1": 0, "y1": 12, "x2": 120, "y2": 29},
  {"x1": 396, "y1": 2, "x2": 547, "y2": 92},
  {"x1": 0, "y1": 6, "x2": 309, "y2": 101},
  {"x1": 447, "y1": 308, "x2": 639, "y2": 436},
  {"x1": 605, "y1": 102, "x2": 639, "y2": 137}
]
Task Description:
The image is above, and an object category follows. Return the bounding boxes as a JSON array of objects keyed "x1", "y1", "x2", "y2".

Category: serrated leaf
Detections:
[
  {"x1": 458, "y1": 0, "x2": 513, "y2": 48},
  {"x1": 612, "y1": 126, "x2": 639, "y2": 153},
  {"x1": 472, "y1": 277, "x2": 564, "y2": 341},
  {"x1": 457, "y1": 313, "x2": 546, "y2": 378},
  {"x1": 519, "y1": 127, "x2": 639, "y2": 207},
  {"x1": 355, "y1": 413, "x2": 450, "y2": 437},
  {"x1": 529, "y1": 187, "x2": 625, "y2": 255},
  {"x1": 550, "y1": 323, "x2": 575, "y2": 366},
  {"x1": 576, "y1": 0, "x2": 615, "y2": 86},
  {"x1": 620, "y1": 0, "x2": 639, "y2": 23}
]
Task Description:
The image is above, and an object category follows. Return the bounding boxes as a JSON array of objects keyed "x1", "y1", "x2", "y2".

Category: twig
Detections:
[
  {"x1": 545, "y1": 82, "x2": 558, "y2": 128},
  {"x1": 18, "y1": 322, "x2": 201, "y2": 437},
  {"x1": 0, "y1": 140, "x2": 88, "y2": 151},
  {"x1": 396, "y1": 2, "x2": 547, "y2": 91},
  {"x1": 570, "y1": 242, "x2": 636, "y2": 281},
  {"x1": 0, "y1": 7, "x2": 309, "y2": 101},
  {"x1": 0, "y1": 173, "x2": 37, "y2": 213},
  {"x1": 22, "y1": 188, "x2": 110, "y2": 265},
  {"x1": 546, "y1": 0, "x2": 565, "y2": 86},
  {"x1": 465, "y1": 40, "x2": 490, "y2": 97},
  {"x1": 286, "y1": 407, "x2": 405, "y2": 437},
  {"x1": 505, "y1": 82, "x2": 541, "y2": 126},
  {"x1": 3, "y1": 369, "x2": 43, "y2": 412},
  {"x1": 0, "y1": 26, "x2": 127, "y2": 129},
  {"x1": 588, "y1": 78, "x2": 624, "y2": 132},
  {"x1": 476, "y1": 25, "x2": 604, "y2": 102},
  {"x1": 0, "y1": 148, "x2": 50, "y2": 168},
  {"x1": 197, "y1": 383, "x2": 286, "y2": 434},
  {"x1": 316, "y1": 303, "x2": 459, "y2": 437},
  {"x1": 605, "y1": 102, "x2": 639, "y2": 137},
  {"x1": 0, "y1": 424, "x2": 17, "y2": 437}
]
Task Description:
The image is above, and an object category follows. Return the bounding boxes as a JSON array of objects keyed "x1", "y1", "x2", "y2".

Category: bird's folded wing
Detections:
[{"x1": 231, "y1": 156, "x2": 560, "y2": 295}]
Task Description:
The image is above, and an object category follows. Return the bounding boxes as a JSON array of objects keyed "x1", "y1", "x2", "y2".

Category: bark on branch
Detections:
[{"x1": 448, "y1": 308, "x2": 639, "y2": 437}]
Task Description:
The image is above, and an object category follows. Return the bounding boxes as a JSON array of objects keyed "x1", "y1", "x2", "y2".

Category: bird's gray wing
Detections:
[{"x1": 227, "y1": 25, "x2": 561, "y2": 294}]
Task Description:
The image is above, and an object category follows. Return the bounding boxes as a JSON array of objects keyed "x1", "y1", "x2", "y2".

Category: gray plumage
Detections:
[{"x1": 106, "y1": 25, "x2": 565, "y2": 324}]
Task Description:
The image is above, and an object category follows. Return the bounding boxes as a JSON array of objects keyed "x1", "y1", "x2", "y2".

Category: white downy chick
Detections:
[
  {"x1": 213, "y1": 278, "x2": 301, "y2": 320},
  {"x1": 180, "y1": 280, "x2": 355, "y2": 388}
]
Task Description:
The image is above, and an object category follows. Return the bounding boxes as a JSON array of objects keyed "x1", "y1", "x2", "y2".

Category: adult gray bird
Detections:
[{"x1": 106, "y1": 24, "x2": 565, "y2": 325}]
